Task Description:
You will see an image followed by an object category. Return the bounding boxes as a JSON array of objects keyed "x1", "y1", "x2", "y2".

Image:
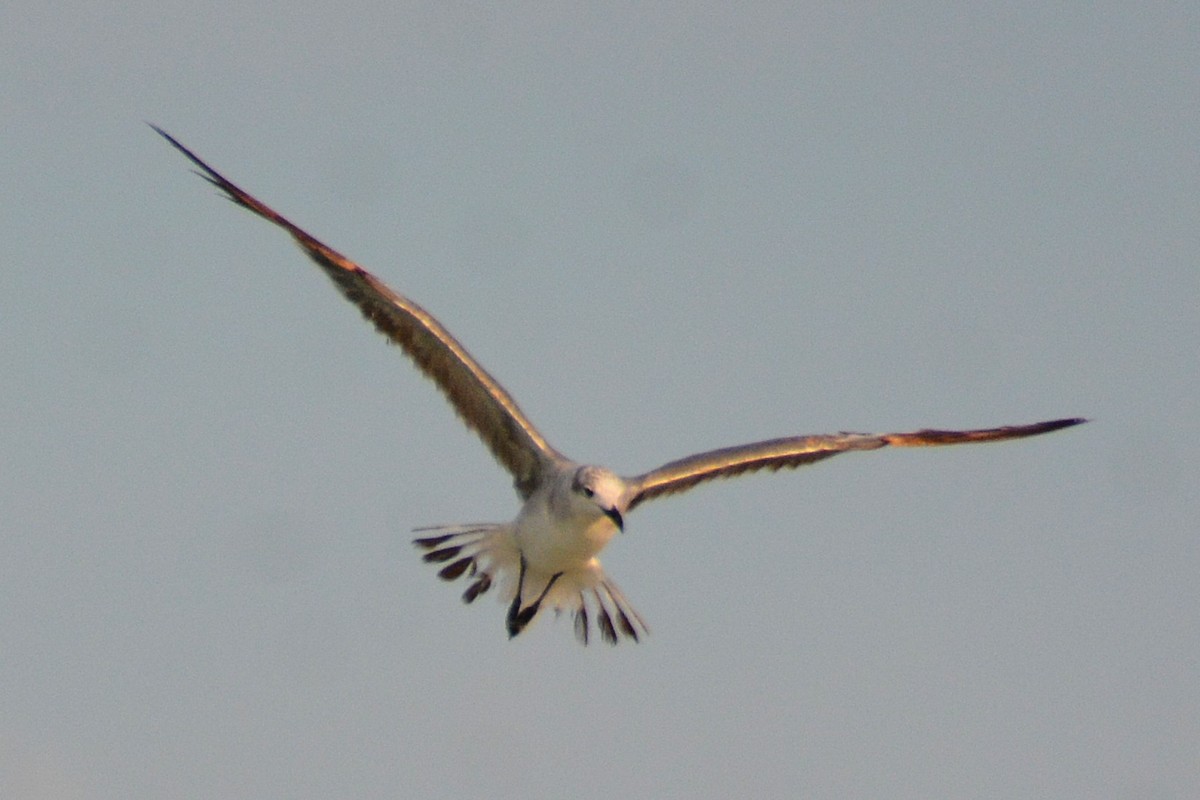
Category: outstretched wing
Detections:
[
  {"x1": 622, "y1": 417, "x2": 1085, "y2": 511},
  {"x1": 154, "y1": 126, "x2": 564, "y2": 498}
]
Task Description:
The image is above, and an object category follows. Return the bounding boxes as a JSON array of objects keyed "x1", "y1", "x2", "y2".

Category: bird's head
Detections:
[{"x1": 570, "y1": 465, "x2": 626, "y2": 531}]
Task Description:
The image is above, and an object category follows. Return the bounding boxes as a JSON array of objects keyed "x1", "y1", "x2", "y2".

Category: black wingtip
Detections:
[
  {"x1": 150, "y1": 124, "x2": 238, "y2": 194},
  {"x1": 1045, "y1": 417, "x2": 1089, "y2": 432},
  {"x1": 148, "y1": 123, "x2": 190, "y2": 159}
]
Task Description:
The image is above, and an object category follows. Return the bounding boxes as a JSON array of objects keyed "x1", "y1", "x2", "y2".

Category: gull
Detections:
[{"x1": 155, "y1": 126, "x2": 1086, "y2": 645}]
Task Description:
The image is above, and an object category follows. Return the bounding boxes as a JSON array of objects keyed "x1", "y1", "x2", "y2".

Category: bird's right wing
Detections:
[
  {"x1": 622, "y1": 417, "x2": 1086, "y2": 511},
  {"x1": 154, "y1": 126, "x2": 565, "y2": 498}
]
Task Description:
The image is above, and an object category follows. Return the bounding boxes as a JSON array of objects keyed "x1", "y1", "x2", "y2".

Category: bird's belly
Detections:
[{"x1": 516, "y1": 514, "x2": 618, "y2": 573}]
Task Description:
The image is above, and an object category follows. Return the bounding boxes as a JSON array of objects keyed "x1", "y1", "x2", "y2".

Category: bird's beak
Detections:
[{"x1": 604, "y1": 506, "x2": 624, "y2": 531}]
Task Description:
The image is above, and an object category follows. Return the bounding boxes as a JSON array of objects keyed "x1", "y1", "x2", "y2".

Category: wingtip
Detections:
[
  {"x1": 150, "y1": 124, "x2": 212, "y2": 176},
  {"x1": 148, "y1": 122, "x2": 184, "y2": 152}
]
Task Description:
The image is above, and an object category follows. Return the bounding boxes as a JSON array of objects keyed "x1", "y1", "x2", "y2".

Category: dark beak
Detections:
[{"x1": 603, "y1": 506, "x2": 624, "y2": 531}]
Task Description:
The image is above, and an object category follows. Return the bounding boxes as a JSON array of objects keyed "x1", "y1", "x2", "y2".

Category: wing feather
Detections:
[
  {"x1": 154, "y1": 126, "x2": 563, "y2": 497},
  {"x1": 623, "y1": 417, "x2": 1086, "y2": 510}
]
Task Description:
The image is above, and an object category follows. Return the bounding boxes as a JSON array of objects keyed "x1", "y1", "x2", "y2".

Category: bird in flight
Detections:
[{"x1": 154, "y1": 126, "x2": 1085, "y2": 645}]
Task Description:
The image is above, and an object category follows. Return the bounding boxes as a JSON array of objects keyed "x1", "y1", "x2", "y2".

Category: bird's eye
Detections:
[{"x1": 581, "y1": 486, "x2": 595, "y2": 498}]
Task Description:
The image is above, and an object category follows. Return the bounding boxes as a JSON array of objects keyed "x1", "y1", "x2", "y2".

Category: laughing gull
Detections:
[{"x1": 155, "y1": 127, "x2": 1085, "y2": 645}]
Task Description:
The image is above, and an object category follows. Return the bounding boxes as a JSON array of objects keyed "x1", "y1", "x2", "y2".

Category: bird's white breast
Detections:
[{"x1": 512, "y1": 491, "x2": 619, "y2": 574}]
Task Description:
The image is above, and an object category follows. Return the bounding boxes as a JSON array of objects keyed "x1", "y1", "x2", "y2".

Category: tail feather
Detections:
[
  {"x1": 413, "y1": 524, "x2": 648, "y2": 645},
  {"x1": 413, "y1": 524, "x2": 517, "y2": 605},
  {"x1": 578, "y1": 576, "x2": 648, "y2": 645}
]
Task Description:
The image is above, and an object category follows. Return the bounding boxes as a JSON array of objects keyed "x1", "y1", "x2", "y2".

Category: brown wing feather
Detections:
[
  {"x1": 154, "y1": 126, "x2": 563, "y2": 497},
  {"x1": 623, "y1": 417, "x2": 1085, "y2": 511}
]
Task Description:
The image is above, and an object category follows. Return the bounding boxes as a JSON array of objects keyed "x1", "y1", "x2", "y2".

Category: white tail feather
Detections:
[{"x1": 413, "y1": 524, "x2": 647, "y2": 644}]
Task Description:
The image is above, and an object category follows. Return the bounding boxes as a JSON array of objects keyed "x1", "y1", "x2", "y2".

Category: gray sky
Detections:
[{"x1": 3, "y1": 3, "x2": 1196, "y2": 798}]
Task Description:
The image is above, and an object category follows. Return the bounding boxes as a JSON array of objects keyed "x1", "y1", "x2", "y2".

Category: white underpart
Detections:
[{"x1": 415, "y1": 465, "x2": 648, "y2": 642}]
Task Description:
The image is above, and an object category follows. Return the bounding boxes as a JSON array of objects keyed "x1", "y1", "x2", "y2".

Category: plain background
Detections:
[{"x1": 3, "y1": 4, "x2": 1196, "y2": 798}]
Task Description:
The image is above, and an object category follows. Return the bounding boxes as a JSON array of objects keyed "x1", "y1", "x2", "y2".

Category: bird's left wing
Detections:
[
  {"x1": 154, "y1": 126, "x2": 565, "y2": 498},
  {"x1": 621, "y1": 417, "x2": 1086, "y2": 511}
]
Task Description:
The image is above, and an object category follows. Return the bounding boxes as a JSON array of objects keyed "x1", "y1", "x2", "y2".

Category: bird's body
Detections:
[
  {"x1": 516, "y1": 466, "x2": 623, "y2": 573},
  {"x1": 156, "y1": 126, "x2": 1085, "y2": 645},
  {"x1": 414, "y1": 463, "x2": 645, "y2": 643}
]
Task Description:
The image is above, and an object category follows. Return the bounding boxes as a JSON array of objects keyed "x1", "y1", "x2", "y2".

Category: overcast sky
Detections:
[{"x1": 2, "y1": 3, "x2": 1197, "y2": 798}]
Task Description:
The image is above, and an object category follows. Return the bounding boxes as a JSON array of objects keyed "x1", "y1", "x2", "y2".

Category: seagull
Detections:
[{"x1": 155, "y1": 126, "x2": 1085, "y2": 645}]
